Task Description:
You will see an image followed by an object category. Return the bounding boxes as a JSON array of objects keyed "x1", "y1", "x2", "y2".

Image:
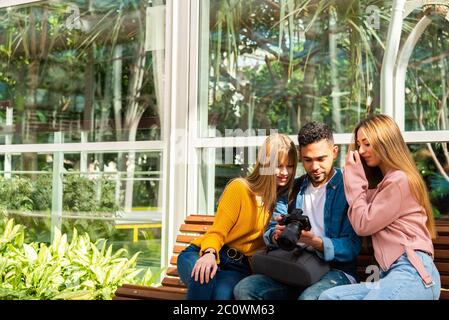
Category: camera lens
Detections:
[{"x1": 277, "y1": 222, "x2": 300, "y2": 251}]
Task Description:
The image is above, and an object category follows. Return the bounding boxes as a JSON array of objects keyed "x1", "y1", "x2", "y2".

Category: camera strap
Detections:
[
  {"x1": 265, "y1": 175, "x2": 307, "y2": 254},
  {"x1": 287, "y1": 174, "x2": 306, "y2": 214}
]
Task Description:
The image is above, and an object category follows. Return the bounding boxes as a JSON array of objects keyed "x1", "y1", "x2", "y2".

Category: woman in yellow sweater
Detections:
[{"x1": 177, "y1": 133, "x2": 298, "y2": 300}]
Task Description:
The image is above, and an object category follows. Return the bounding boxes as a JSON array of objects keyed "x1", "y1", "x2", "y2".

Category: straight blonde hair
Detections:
[
  {"x1": 235, "y1": 133, "x2": 298, "y2": 215},
  {"x1": 352, "y1": 114, "x2": 436, "y2": 238}
]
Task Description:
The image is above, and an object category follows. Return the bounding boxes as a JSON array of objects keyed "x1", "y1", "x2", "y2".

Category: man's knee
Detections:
[
  {"x1": 298, "y1": 286, "x2": 321, "y2": 300},
  {"x1": 317, "y1": 290, "x2": 334, "y2": 300},
  {"x1": 233, "y1": 275, "x2": 263, "y2": 300},
  {"x1": 233, "y1": 277, "x2": 251, "y2": 299}
]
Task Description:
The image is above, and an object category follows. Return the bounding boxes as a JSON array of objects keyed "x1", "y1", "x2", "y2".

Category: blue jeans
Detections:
[
  {"x1": 319, "y1": 251, "x2": 441, "y2": 300},
  {"x1": 233, "y1": 269, "x2": 351, "y2": 300},
  {"x1": 177, "y1": 244, "x2": 252, "y2": 300}
]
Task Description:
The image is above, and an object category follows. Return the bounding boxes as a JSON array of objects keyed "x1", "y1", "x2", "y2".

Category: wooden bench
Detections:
[
  {"x1": 113, "y1": 214, "x2": 449, "y2": 300},
  {"x1": 113, "y1": 215, "x2": 214, "y2": 300}
]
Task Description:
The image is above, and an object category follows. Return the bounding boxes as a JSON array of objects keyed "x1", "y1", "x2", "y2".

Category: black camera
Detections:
[{"x1": 277, "y1": 208, "x2": 311, "y2": 251}]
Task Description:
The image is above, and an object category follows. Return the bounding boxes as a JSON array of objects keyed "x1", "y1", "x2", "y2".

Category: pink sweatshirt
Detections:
[{"x1": 343, "y1": 161, "x2": 434, "y2": 275}]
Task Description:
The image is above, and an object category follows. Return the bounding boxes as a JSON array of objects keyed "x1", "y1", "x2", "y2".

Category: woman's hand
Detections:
[
  {"x1": 345, "y1": 150, "x2": 361, "y2": 166},
  {"x1": 272, "y1": 216, "x2": 286, "y2": 242},
  {"x1": 191, "y1": 250, "x2": 218, "y2": 284},
  {"x1": 343, "y1": 149, "x2": 369, "y2": 204}
]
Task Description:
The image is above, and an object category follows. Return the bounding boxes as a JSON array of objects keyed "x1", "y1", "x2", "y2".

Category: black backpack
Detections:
[{"x1": 251, "y1": 174, "x2": 330, "y2": 287}]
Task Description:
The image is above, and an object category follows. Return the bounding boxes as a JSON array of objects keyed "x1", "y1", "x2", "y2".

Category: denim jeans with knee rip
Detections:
[{"x1": 319, "y1": 251, "x2": 441, "y2": 300}]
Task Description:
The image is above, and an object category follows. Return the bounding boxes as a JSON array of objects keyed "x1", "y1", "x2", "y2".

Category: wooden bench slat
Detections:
[
  {"x1": 441, "y1": 275, "x2": 449, "y2": 287},
  {"x1": 115, "y1": 286, "x2": 186, "y2": 300},
  {"x1": 440, "y1": 289, "x2": 449, "y2": 300},
  {"x1": 435, "y1": 249, "x2": 449, "y2": 260},
  {"x1": 436, "y1": 217, "x2": 449, "y2": 225},
  {"x1": 112, "y1": 296, "x2": 136, "y2": 300},
  {"x1": 435, "y1": 262, "x2": 449, "y2": 274},
  {"x1": 173, "y1": 245, "x2": 187, "y2": 254},
  {"x1": 437, "y1": 225, "x2": 449, "y2": 236},
  {"x1": 162, "y1": 277, "x2": 185, "y2": 288},
  {"x1": 184, "y1": 215, "x2": 215, "y2": 224},
  {"x1": 434, "y1": 236, "x2": 449, "y2": 245},
  {"x1": 179, "y1": 223, "x2": 210, "y2": 233},
  {"x1": 166, "y1": 267, "x2": 179, "y2": 277},
  {"x1": 116, "y1": 283, "x2": 187, "y2": 292},
  {"x1": 176, "y1": 235, "x2": 197, "y2": 244},
  {"x1": 170, "y1": 255, "x2": 178, "y2": 266}
]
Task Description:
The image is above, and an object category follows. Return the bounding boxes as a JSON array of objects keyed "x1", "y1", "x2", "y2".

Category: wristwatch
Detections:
[{"x1": 204, "y1": 249, "x2": 217, "y2": 258}]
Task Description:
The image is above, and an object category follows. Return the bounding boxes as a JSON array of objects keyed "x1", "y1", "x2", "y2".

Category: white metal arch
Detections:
[{"x1": 382, "y1": 0, "x2": 449, "y2": 128}]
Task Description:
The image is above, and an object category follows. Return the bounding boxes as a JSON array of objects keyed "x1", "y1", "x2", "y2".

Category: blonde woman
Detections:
[
  {"x1": 319, "y1": 114, "x2": 441, "y2": 300},
  {"x1": 177, "y1": 133, "x2": 298, "y2": 300}
]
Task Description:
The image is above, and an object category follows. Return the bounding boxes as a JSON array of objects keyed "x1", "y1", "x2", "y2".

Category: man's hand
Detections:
[
  {"x1": 298, "y1": 230, "x2": 324, "y2": 252},
  {"x1": 191, "y1": 250, "x2": 218, "y2": 284}
]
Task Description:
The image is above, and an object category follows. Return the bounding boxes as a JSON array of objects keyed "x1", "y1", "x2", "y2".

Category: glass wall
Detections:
[
  {"x1": 1, "y1": 0, "x2": 449, "y2": 276},
  {"x1": 0, "y1": 0, "x2": 163, "y2": 147},
  {"x1": 199, "y1": 0, "x2": 387, "y2": 139},
  {"x1": 0, "y1": 0, "x2": 166, "y2": 270},
  {"x1": 194, "y1": 0, "x2": 449, "y2": 217},
  {"x1": 404, "y1": 9, "x2": 449, "y2": 132}
]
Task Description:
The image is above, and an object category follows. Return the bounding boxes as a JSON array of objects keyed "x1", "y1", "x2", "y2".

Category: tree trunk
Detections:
[
  {"x1": 298, "y1": 23, "x2": 319, "y2": 127},
  {"x1": 329, "y1": 7, "x2": 342, "y2": 133},
  {"x1": 22, "y1": 60, "x2": 39, "y2": 173},
  {"x1": 123, "y1": 2, "x2": 148, "y2": 211}
]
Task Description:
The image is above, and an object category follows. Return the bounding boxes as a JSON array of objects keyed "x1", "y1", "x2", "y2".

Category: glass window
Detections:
[
  {"x1": 410, "y1": 143, "x2": 449, "y2": 217},
  {"x1": 199, "y1": 0, "x2": 386, "y2": 137},
  {"x1": 0, "y1": 0, "x2": 165, "y2": 145},
  {"x1": 0, "y1": 0, "x2": 166, "y2": 271},
  {"x1": 197, "y1": 144, "x2": 349, "y2": 213},
  {"x1": 0, "y1": 150, "x2": 163, "y2": 268},
  {"x1": 404, "y1": 10, "x2": 449, "y2": 132}
]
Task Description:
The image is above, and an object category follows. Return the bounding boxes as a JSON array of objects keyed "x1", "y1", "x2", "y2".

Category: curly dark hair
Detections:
[{"x1": 297, "y1": 121, "x2": 334, "y2": 147}]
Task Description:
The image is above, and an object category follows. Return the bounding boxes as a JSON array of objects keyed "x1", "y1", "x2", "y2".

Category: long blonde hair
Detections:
[
  {"x1": 238, "y1": 133, "x2": 298, "y2": 214},
  {"x1": 352, "y1": 114, "x2": 436, "y2": 238}
]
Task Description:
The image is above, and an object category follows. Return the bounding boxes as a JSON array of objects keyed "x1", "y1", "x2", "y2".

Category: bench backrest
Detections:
[{"x1": 163, "y1": 215, "x2": 214, "y2": 289}]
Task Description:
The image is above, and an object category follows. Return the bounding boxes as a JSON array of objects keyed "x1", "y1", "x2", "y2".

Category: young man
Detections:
[{"x1": 234, "y1": 122, "x2": 361, "y2": 300}]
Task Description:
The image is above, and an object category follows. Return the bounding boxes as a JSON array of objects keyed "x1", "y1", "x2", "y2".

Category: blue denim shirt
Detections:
[{"x1": 263, "y1": 168, "x2": 361, "y2": 278}]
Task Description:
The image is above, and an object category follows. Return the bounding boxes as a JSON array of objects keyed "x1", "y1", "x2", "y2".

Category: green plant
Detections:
[
  {"x1": 0, "y1": 176, "x2": 34, "y2": 212},
  {"x1": 0, "y1": 173, "x2": 125, "y2": 243},
  {"x1": 0, "y1": 218, "x2": 161, "y2": 300}
]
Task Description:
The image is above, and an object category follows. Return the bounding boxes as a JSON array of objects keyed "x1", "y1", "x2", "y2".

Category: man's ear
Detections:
[
  {"x1": 298, "y1": 149, "x2": 302, "y2": 161},
  {"x1": 332, "y1": 145, "x2": 339, "y2": 160}
]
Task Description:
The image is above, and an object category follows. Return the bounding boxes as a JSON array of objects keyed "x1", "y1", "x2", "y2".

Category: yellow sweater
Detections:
[{"x1": 191, "y1": 179, "x2": 270, "y2": 263}]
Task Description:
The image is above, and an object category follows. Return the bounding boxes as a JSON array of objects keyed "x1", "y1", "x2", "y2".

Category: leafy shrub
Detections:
[
  {"x1": 0, "y1": 218, "x2": 161, "y2": 300},
  {"x1": 0, "y1": 173, "x2": 121, "y2": 213},
  {"x1": 0, "y1": 176, "x2": 34, "y2": 212}
]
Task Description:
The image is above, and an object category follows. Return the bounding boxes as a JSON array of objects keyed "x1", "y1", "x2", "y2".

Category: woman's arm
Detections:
[
  {"x1": 190, "y1": 180, "x2": 246, "y2": 284},
  {"x1": 344, "y1": 151, "x2": 403, "y2": 236}
]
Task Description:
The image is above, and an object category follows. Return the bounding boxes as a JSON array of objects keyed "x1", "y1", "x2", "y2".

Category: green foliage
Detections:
[
  {"x1": 430, "y1": 174, "x2": 449, "y2": 201},
  {"x1": 412, "y1": 145, "x2": 449, "y2": 216},
  {"x1": 0, "y1": 173, "x2": 123, "y2": 243},
  {"x1": 0, "y1": 174, "x2": 121, "y2": 214},
  {"x1": 0, "y1": 176, "x2": 34, "y2": 212},
  {"x1": 208, "y1": 0, "x2": 390, "y2": 135},
  {"x1": 32, "y1": 174, "x2": 53, "y2": 211},
  {"x1": 0, "y1": 218, "x2": 161, "y2": 300}
]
